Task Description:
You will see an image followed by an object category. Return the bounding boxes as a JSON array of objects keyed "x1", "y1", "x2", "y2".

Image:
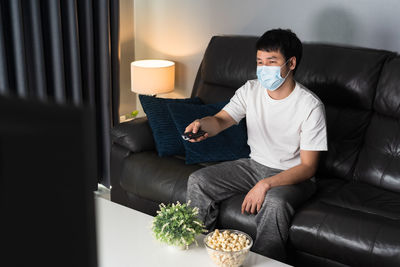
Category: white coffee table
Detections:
[{"x1": 95, "y1": 197, "x2": 291, "y2": 267}]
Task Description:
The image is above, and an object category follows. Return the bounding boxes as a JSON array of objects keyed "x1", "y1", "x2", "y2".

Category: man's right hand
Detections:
[
  {"x1": 183, "y1": 110, "x2": 236, "y2": 143},
  {"x1": 184, "y1": 119, "x2": 209, "y2": 142}
]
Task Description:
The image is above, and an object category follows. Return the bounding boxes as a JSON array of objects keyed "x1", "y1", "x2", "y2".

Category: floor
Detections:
[{"x1": 94, "y1": 183, "x2": 111, "y2": 200}]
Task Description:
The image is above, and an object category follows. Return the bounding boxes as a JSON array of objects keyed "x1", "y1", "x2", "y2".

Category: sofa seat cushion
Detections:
[
  {"x1": 217, "y1": 194, "x2": 257, "y2": 240},
  {"x1": 215, "y1": 179, "x2": 347, "y2": 243},
  {"x1": 318, "y1": 182, "x2": 400, "y2": 220},
  {"x1": 311, "y1": 178, "x2": 400, "y2": 219},
  {"x1": 290, "y1": 181, "x2": 400, "y2": 267},
  {"x1": 120, "y1": 151, "x2": 204, "y2": 204}
]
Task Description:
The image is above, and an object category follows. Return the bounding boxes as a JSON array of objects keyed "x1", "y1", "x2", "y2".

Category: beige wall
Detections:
[
  {"x1": 119, "y1": 0, "x2": 136, "y2": 117},
  {"x1": 120, "y1": 0, "x2": 400, "y2": 117}
]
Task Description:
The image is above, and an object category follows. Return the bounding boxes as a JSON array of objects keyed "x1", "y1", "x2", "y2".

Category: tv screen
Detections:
[{"x1": 0, "y1": 96, "x2": 98, "y2": 267}]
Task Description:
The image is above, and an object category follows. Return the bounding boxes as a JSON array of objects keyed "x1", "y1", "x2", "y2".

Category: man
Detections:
[{"x1": 185, "y1": 29, "x2": 327, "y2": 262}]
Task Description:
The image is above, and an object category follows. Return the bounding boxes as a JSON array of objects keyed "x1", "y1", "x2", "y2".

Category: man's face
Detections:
[{"x1": 256, "y1": 50, "x2": 295, "y2": 77}]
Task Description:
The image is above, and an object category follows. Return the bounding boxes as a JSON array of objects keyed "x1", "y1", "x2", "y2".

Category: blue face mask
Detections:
[{"x1": 256, "y1": 59, "x2": 291, "y2": 91}]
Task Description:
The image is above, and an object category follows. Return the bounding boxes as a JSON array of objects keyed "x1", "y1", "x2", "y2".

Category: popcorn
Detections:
[{"x1": 204, "y1": 229, "x2": 252, "y2": 267}]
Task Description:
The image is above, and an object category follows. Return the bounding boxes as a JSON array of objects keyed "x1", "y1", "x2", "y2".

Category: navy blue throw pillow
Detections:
[
  {"x1": 167, "y1": 101, "x2": 250, "y2": 164},
  {"x1": 139, "y1": 95, "x2": 203, "y2": 156}
]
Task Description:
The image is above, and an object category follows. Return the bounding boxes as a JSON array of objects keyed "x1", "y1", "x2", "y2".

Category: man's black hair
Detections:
[{"x1": 256, "y1": 29, "x2": 302, "y2": 74}]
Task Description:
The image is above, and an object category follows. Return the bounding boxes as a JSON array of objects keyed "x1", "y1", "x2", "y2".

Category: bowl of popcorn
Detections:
[{"x1": 204, "y1": 229, "x2": 253, "y2": 267}]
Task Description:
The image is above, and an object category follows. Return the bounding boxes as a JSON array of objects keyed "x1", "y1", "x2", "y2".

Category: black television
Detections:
[{"x1": 0, "y1": 95, "x2": 98, "y2": 267}]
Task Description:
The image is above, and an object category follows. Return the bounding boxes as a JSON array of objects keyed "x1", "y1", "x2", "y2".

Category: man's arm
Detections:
[
  {"x1": 184, "y1": 110, "x2": 237, "y2": 142},
  {"x1": 241, "y1": 150, "x2": 320, "y2": 214}
]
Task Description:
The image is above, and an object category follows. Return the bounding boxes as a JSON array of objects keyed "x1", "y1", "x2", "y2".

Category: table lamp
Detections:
[{"x1": 131, "y1": 59, "x2": 175, "y2": 96}]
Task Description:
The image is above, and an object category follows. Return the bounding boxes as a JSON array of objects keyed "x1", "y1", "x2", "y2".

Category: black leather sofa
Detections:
[{"x1": 111, "y1": 36, "x2": 400, "y2": 267}]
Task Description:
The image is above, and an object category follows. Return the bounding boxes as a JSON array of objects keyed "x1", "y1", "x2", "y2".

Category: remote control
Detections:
[{"x1": 181, "y1": 129, "x2": 207, "y2": 141}]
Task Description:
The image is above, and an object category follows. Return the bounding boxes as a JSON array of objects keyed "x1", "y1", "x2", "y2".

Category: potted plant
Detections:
[
  {"x1": 120, "y1": 110, "x2": 139, "y2": 122},
  {"x1": 151, "y1": 201, "x2": 207, "y2": 249}
]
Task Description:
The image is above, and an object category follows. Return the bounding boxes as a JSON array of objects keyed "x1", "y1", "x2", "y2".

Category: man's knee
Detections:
[
  {"x1": 262, "y1": 194, "x2": 295, "y2": 216},
  {"x1": 188, "y1": 168, "x2": 212, "y2": 189}
]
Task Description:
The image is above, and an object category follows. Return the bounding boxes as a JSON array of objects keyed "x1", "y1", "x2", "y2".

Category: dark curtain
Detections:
[{"x1": 0, "y1": 0, "x2": 120, "y2": 188}]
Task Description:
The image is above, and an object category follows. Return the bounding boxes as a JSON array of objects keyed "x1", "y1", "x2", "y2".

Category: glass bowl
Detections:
[{"x1": 204, "y1": 229, "x2": 253, "y2": 267}]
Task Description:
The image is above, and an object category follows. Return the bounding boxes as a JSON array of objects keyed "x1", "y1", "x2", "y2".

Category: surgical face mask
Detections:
[{"x1": 256, "y1": 59, "x2": 291, "y2": 91}]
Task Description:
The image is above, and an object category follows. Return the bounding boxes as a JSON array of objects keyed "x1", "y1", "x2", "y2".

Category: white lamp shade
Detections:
[{"x1": 131, "y1": 60, "x2": 175, "y2": 95}]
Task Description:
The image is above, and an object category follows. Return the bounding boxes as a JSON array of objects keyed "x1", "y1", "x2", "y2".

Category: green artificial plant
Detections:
[
  {"x1": 151, "y1": 201, "x2": 207, "y2": 249},
  {"x1": 125, "y1": 110, "x2": 139, "y2": 119}
]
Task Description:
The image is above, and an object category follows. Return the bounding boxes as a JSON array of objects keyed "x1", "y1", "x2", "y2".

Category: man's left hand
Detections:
[{"x1": 241, "y1": 180, "x2": 271, "y2": 214}]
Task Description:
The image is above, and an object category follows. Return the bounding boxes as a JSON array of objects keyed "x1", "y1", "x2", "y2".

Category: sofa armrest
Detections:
[{"x1": 111, "y1": 117, "x2": 155, "y2": 152}]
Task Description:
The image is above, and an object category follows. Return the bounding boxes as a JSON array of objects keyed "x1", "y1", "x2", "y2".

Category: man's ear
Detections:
[{"x1": 289, "y1": 57, "x2": 297, "y2": 71}]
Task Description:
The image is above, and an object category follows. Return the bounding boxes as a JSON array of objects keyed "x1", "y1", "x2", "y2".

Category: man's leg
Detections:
[
  {"x1": 253, "y1": 179, "x2": 316, "y2": 262},
  {"x1": 187, "y1": 158, "x2": 262, "y2": 230}
]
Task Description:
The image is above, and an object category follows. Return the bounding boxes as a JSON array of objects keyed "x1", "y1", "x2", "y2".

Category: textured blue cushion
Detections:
[
  {"x1": 139, "y1": 95, "x2": 203, "y2": 156},
  {"x1": 167, "y1": 101, "x2": 250, "y2": 164}
]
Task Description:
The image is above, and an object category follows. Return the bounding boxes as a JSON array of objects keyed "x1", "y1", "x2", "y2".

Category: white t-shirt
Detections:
[{"x1": 223, "y1": 80, "x2": 328, "y2": 170}]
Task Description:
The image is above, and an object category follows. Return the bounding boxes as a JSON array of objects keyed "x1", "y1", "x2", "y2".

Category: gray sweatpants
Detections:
[{"x1": 186, "y1": 158, "x2": 316, "y2": 262}]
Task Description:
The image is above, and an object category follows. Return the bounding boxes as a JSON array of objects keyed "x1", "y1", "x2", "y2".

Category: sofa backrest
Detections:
[
  {"x1": 192, "y1": 35, "x2": 396, "y2": 184},
  {"x1": 294, "y1": 44, "x2": 394, "y2": 180},
  {"x1": 191, "y1": 36, "x2": 257, "y2": 103},
  {"x1": 353, "y1": 56, "x2": 400, "y2": 193}
]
